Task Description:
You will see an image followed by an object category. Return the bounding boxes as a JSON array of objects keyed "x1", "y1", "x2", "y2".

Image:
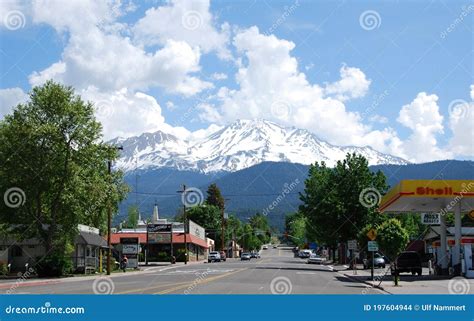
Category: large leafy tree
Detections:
[
  {"x1": 285, "y1": 212, "x2": 307, "y2": 246},
  {"x1": 300, "y1": 154, "x2": 388, "y2": 259},
  {"x1": 0, "y1": 81, "x2": 128, "y2": 256}
]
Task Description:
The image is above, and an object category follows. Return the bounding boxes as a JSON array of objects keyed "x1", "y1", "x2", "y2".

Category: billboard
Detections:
[{"x1": 189, "y1": 220, "x2": 205, "y2": 240}]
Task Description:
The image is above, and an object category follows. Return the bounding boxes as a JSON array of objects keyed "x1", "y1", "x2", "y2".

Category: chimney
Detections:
[{"x1": 152, "y1": 203, "x2": 159, "y2": 223}]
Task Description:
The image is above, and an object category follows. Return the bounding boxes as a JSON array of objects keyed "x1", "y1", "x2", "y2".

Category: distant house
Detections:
[{"x1": 0, "y1": 224, "x2": 108, "y2": 273}]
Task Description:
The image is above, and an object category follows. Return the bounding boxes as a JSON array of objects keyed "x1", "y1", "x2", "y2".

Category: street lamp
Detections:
[{"x1": 107, "y1": 145, "x2": 123, "y2": 276}]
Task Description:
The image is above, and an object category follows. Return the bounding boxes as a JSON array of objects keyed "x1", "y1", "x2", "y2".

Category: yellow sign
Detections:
[
  {"x1": 367, "y1": 228, "x2": 377, "y2": 241},
  {"x1": 469, "y1": 210, "x2": 474, "y2": 220}
]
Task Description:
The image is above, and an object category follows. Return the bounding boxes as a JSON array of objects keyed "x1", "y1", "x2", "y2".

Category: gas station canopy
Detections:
[
  {"x1": 378, "y1": 179, "x2": 474, "y2": 276},
  {"x1": 379, "y1": 180, "x2": 474, "y2": 214}
]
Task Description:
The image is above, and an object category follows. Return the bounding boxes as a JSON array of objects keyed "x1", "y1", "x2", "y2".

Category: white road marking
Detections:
[{"x1": 296, "y1": 272, "x2": 316, "y2": 275}]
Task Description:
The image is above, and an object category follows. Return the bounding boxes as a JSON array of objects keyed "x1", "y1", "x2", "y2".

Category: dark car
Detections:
[
  {"x1": 219, "y1": 251, "x2": 227, "y2": 262},
  {"x1": 392, "y1": 251, "x2": 422, "y2": 276}
]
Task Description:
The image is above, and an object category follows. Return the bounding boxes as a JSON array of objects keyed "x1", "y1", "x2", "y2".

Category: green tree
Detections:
[
  {"x1": 186, "y1": 204, "x2": 221, "y2": 229},
  {"x1": 285, "y1": 212, "x2": 307, "y2": 247},
  {"x1": 125, "y1": 205, "x2": 139, "y2": 228},
  {"x1": 206, "y1": 183, "x2": 225, "y2": 210},
  {"x1": 299, "y1": 161, "x2": 340, "y2": 256},
  {"x1": 377, "y1": 218, "x2": 409, "y2": 261},
  {"x1": 300, "y1": 154, "x2": 388, "y2": 259},
  {"x1": 0, "y1": 81, "x2": 128, "y2": 258}
]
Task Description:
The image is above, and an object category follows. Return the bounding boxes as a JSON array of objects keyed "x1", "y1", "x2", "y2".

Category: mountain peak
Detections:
[{"x1": 112, "y1": 119, "x2": 408, "y2": 173}]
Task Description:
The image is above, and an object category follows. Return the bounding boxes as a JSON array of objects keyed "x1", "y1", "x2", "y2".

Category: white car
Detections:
[
  {"x1": 307, "y1": 254, "x2": 326, "y2": 264},
  {"x1": 262, "y1": 245, "x2": 269, "y2": 250},
  {"x1": 208, "y1": 251, "x2": 221, "y2": 263}
]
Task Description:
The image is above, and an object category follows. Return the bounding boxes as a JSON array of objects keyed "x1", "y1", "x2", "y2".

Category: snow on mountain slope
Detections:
[{"x1": 111, "y1": 119, "x2": 408, "y2": 173}]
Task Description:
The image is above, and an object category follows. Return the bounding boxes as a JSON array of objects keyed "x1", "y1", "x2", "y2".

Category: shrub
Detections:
[
  {"x1": 35, "y1": 254, "x2": 72, "y2": 277},
  {"x1": 0, "y1": 262, "x2": 8, "y2": 276}
]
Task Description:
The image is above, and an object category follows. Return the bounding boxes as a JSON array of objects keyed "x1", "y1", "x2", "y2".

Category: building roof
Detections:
[{"x1": 75, "y1": 231, "x2": 108, "y2": 247}]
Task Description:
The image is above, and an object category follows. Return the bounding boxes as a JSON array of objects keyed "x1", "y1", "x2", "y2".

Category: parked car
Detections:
[
  {"x1": 251, "y1": 252, "x2": 260, "y2": 258},
  {"x1": 262, "y1": 245, "x2": 269, "y2": 250},
  {"x1": 219, "y1": 251, "x2": 227, "y2": 262},
  {"x1": 392, "y1": 251, "x2": 422, "y2": 276},
  {"x1": 307, "y1": 254, "x2": 326, "y2": 264},
  {"x1": 208, "y1": 251, "x2": 221, "y2": 263},
  {"x1": 241, "y1": 252, "x2": 251, "y2": 260},
  {"x1": 273, "y1": 245, "x2": 278, "y2": 249},
  {"x1": 298, "y1": 250, "x2": 312, "y2": 258},
  {"x1": 363, "y1": 252, "x2": 386, "y2": 269}
]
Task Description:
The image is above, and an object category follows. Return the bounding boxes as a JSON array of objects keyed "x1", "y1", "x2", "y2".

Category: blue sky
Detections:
[{"x1": 0, "y1": 0, "x2": 472, "y2": 163}]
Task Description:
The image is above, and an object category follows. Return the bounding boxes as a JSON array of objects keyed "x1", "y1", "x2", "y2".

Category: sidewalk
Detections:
[
  {"x1": 0, "y1": 259, "x2": 206, "y2": 290},
  {"x1": 336, "y1": 265, "x2": 474, "y2": 294}
]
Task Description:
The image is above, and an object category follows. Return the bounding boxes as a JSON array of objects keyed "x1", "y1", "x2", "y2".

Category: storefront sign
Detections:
[
  {"x1": 122, "y1": 244, "x2": 139, "y2": 254},
  {"x1": 147, "y1": 224, "x2": 172, "y2": 233},
  {"x1": 148, "y1": 233, "x2": 172, "y2": 244},
  {"x1": 421, "y1": 213, "x2": 440, "y2": 225}
]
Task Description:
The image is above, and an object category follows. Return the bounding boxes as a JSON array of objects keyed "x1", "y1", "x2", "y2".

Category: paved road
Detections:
[{"x1": 2, "y1": 247, "x2": 382, "y2": 294}]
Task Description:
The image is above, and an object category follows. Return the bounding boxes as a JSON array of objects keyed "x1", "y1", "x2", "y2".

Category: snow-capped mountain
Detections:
[{"x1": 111, "y1": 119, "x2": 408, "y2": 173}]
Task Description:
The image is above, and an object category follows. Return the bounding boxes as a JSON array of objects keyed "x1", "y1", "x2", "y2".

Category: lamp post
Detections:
[{"x1": 107, "y1": 146, "x2": 123, "y2": 276}]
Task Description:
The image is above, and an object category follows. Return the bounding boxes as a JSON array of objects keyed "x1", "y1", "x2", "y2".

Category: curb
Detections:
[{"x1": 338, "y1": 271, "x2": 392, "y2": 294}]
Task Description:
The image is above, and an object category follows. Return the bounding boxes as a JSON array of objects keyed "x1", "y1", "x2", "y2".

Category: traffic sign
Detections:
[
  {"x1": 366, "y1": 228, "x2": 377, "y2": 241},
  {"x1": 348, "y1": 240, "x2": 357, "y2": 250},
  {"x1": 469, "y1": 210, "x2": 474, "y2": 220},
  {"x1": 367, "y1": 241, "x2": 378, "y2": 252}
]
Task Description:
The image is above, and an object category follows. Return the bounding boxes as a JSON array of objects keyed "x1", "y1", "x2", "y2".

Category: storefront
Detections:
[{"x1": 379, "y1": 180, "x2": 474, "y2": 277}]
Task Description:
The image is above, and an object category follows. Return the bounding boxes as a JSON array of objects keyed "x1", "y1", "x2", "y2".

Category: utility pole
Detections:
[
  {"x1": 107, "y1": 146, "x2": 123, "y2": 276},
  {"x1": 221, "y1": 198, "x2": 229, "y2": 253},
  {"x1": 178, "y1": 185, "x2": 188, "y2": 265}
]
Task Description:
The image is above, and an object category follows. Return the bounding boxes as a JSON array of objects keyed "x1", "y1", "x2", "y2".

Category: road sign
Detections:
[
  {"x1": 366, "y1": 228, "x2": 377, "y2": 241},
  {"x1": 367, "y1": 241, "x2": 378, "y2": 252},
  {"x1": 348, "y1": 240, "x2": 357, "y2": 250},
  {"x1": 421, "y1": 213, "x2": 440, "y2": 225},
  {"x1": 469, "y1": 210, "x2": 474, "y2": 220}
]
